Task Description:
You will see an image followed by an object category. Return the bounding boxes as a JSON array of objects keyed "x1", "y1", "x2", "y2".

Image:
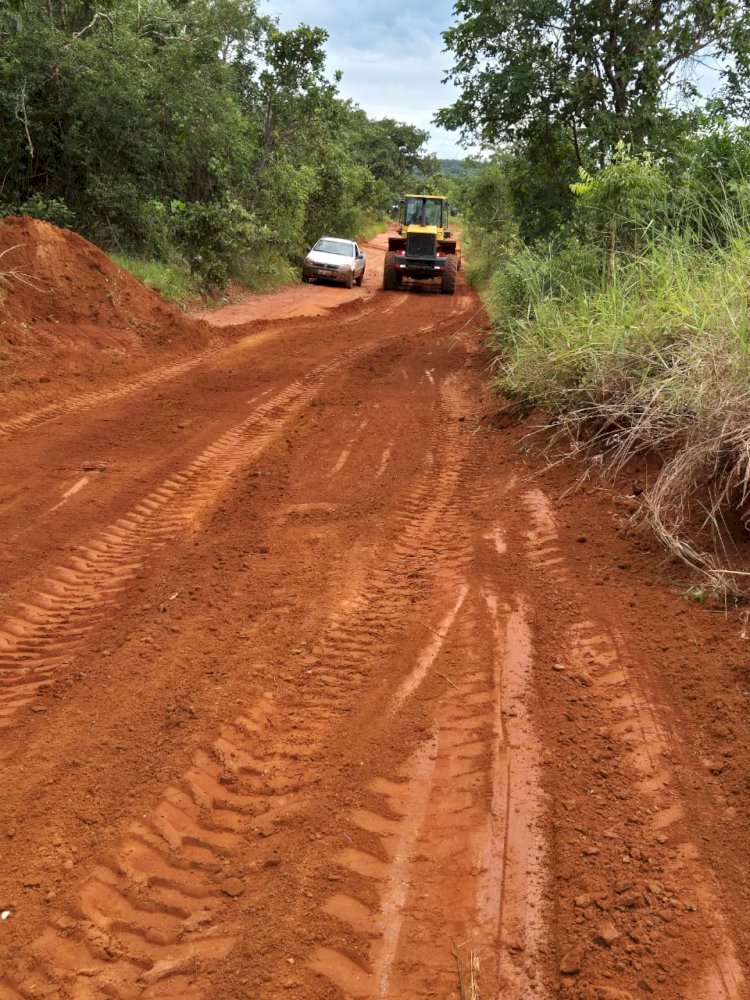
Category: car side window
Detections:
[{"x1": 354, "y1": 243, "x2": 360, "y2": 257}]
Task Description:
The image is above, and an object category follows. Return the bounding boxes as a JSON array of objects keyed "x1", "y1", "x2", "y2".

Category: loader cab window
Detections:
[{"x1": 403, "y1": 197, "x2": 444, "y2": 228}]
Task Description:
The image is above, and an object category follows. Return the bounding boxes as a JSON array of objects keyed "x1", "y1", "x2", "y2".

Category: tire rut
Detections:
[
  {"x1": 310, "y1": 580, "x2": 549, "y2": 999},
  {"x1": 0, "y1": 368, "x2": 478, "y2": 999},
  {"x1": 0, "y1": 341, "x2": 379, "y2": 729},
  {"x1": 520, "y1": 488, "x2": 745, "y2": 998},
  {"x1": 0, "y1": 345, "x2": 225, "y2": 441}
]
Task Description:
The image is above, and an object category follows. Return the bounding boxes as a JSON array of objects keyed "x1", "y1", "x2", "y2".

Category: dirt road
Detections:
[{"x1": 1, "y1": 237, "x2": 750, "y2": 999}]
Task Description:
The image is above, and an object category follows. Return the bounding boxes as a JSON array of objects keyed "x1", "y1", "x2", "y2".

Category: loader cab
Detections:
[{"x1": 400, "y1": 196, "x2": 446, "y2": 231}]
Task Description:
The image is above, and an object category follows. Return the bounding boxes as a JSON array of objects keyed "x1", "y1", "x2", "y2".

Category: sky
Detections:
[{"x1": 264, "y1": 0, "x2": 470, "y2": 160}]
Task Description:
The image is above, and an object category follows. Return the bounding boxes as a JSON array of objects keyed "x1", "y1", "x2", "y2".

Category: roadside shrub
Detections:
[
  {"x1": 465, "y1": 229, "x2": 510, "y2": 289},
  {"x1": 84, "y1": 176, "x2": 157, "y2": 252},
  {"x1": 172, "y1": 200, "x2": 257, "y2": 290},
  {"x1": 570, "y1": 146, "x2": 668, "y2": 264},
  {"x1": 481, "y1": 237, "x2": 601, "y2": 330},
  {"x1": 111, "y1": 254, "x2": 202, "y2": 303},
  {"x1": 493, "y1": 231, "x2": 750, "y2": 593},
  {"x1": 15, "y1": 194, "x2": 76, "y2": 229}
]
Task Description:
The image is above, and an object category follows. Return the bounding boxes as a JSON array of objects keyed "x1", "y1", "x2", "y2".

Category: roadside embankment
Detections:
[
  {"x1": 0, "y1": 218, "x2": 385, "y2": 423},
  {"x1": 469, "y1": 201, "x2": 750, "y2": 596}
]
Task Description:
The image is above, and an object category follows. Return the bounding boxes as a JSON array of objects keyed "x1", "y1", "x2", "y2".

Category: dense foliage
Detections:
[
  {"x1": 439, "y1": 0, "x2": 750, "y2": 157},
  {"x1": 462, "y1": 138, "x2": 750, "y2": 591},
  {"x1": 0, "y1": 0, "x2": 431, "y2": 288},
  {"x1": 439, "y1": 0, "x2": 750, "y2": 242}
]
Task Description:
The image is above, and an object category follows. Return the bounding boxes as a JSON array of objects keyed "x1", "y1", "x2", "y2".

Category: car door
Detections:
[{"x1": 354, "y1": 243, "x2": 364, "y2": 278}]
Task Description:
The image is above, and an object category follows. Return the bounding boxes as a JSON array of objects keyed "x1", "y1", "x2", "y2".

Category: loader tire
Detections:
[
  {"x1": 441, "y1": 254, "x2": 457, "y2": 295},
  {"x1": 383, "y1": 251, "x2": 399, "y2": 290}
]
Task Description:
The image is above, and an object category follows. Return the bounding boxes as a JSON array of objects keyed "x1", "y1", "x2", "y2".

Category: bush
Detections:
[
  {"x1": 172, "y1": 200, "x2": 258, "y2": 290},
  {"x1": 483, "y1": 237, "x2": 602, "y2": 330},
  {"x1": 111, "y1": 254, "x2": 202, "y2": 303},
  {"x1": 15, "y1": 194, "x2": 76, "y2": 229}
]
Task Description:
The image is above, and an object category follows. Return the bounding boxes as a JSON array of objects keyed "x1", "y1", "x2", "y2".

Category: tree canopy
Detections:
[{"x1": 437, "y1": 0, "x2": 750, "y2": 164}]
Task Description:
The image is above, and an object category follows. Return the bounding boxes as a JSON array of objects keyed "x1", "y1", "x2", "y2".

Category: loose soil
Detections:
[{"x1": 0, "y1": 223, "x2": 748, "y2": 1000}]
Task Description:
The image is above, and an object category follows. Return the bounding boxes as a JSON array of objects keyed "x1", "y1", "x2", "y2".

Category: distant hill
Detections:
[{"x1": 439, "y1": 159, "x2": 482, "y2": 177}]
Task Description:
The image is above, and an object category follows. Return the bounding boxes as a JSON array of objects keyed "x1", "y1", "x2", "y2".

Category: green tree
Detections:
[
  {"x1": 437, "y1": 0, "x2": 750, "y2": 164},
  {"x1": 570, "y1": 143, "x2": 667, "y2": 272},
  {"x1": 347, "y1": 112, "x2": 431, "y2": 195},
  {"x1": 0, "y1": 0, "x2": 262, "y2": 245}
]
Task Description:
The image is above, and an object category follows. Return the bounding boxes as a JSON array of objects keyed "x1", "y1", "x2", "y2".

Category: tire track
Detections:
[
  {"x1": 0, "y1": 342, "x2": 378, "y2": 729},
  {"x1": 0, "y1": 344, "x2": 224, "y2": 441},
  {"x1": 310, "y1": 580, "x2": 550, "y2": 999},
  {"x1": 328, "y1": 419, "x2": 369, "y2": 478},
  {"x1": 374, "y1": 441, "x2": 394, "y2": 479},
  {"x1": 0, "y1": 296, "x2": 389, "y2": 444},
  {"x1": 305, "y1": 439, "x2": 551, "y2": 999},
  {"x1": 520, "y1": 488, "x2": 745, "y2": 999},
  {"x1": 0, "y1": 371, "x2": 477, "y2": 998},
  {"x1": 480, "y1": 586, "x2": 549, "y2": 999},
  {"x1": 297, "y1": 373, "x2": 473, "y2": 709},
  {"x1": 310, "y1": 594, "x2": 495, "y2": 999}
]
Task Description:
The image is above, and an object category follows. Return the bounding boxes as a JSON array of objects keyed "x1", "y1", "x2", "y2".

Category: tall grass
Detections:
[
  {"x1": 111, "y1": 255, "x2": 203, "y2": 304},
  {"x1": 480, "y1": 199, "x2": 750, "y2": 595}
]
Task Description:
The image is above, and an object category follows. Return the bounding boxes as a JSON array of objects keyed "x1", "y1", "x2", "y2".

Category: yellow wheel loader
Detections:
[{"x1": 383, "y1": 194, "x2": 461, "y2": 295}]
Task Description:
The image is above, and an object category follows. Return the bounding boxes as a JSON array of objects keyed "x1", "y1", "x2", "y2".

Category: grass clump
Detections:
[
  {"x1": 499, "y1": 237, "x2": 750, "y2": 592},
  {"x1": 112, "y1": 255, "x2": 203, "y2": 304},
  {"x1": 452, "y1": 942, "x2": 480, "y2": 1000},
  {"x1": 114, "y1": 249, "x2": 299, "y2": 304},
  {"x1": 232, "y1": 253, "x2": 298, "y2": 292}
]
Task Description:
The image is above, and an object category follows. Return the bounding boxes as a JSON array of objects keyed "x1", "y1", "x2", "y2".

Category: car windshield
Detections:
[
  {"x1": 313, "y1": 239, "x2": 353, "y2": 256},
  {"x1": 403, "y1": 198, "x2": 444, "y2": 227}
]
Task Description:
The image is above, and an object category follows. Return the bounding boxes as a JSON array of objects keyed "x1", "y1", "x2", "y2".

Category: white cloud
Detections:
[{"x1": 262, "y1": 0, "x2": 471, "y2": 158}]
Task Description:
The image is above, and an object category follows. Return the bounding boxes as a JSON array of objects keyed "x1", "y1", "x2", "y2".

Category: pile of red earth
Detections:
[{"x1": 0, "y1": 216, "x2": 213, "y2": 416}]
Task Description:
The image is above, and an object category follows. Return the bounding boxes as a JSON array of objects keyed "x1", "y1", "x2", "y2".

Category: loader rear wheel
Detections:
[
  {"x1": 441, "y1": 254, "x2": 457, "y2": 295},
  {"x1": 383, "y1": 251, "x2": 399, "y2": 290}
]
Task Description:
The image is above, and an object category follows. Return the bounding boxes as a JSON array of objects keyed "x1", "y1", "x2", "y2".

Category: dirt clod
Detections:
[
  {"x1": 560, "y1": 944, "x2": 586, "y2": 975},
  {"x1": 594, "y1": 920, "x2": 622, "y2": 948}
]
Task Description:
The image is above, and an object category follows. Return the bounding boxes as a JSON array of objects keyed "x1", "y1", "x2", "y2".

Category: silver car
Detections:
[{"x1": 302, "y1": 237, "x2": 366, "y2": 288}]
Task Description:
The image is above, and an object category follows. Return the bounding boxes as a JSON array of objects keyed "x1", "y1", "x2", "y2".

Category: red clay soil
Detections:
[
  {"x1": 0, "y1": 216, "x2": 188, "y2": 333},
  {"x1": 0, "y1": 217, "x2": 213, "y2": 419},
  {"x1": 0, "y1": 235, "x2": 749, "y2": 1000}
]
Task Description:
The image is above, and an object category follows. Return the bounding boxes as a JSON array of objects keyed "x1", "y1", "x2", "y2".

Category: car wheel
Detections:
[
  {"x1": 345, "y1": 271, "x2": 354, "y2": 289},
  {"x1": 356, "y1": 272, "x2": 364, "y2": 286}
]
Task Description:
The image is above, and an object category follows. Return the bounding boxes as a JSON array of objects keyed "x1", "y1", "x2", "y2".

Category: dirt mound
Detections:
[
  {"x1": 0, "y1": 216, "x2": 201, "y2": 340},
  {"x1": 0, "y1": 216, "x2": 214, "y2": 418}
]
